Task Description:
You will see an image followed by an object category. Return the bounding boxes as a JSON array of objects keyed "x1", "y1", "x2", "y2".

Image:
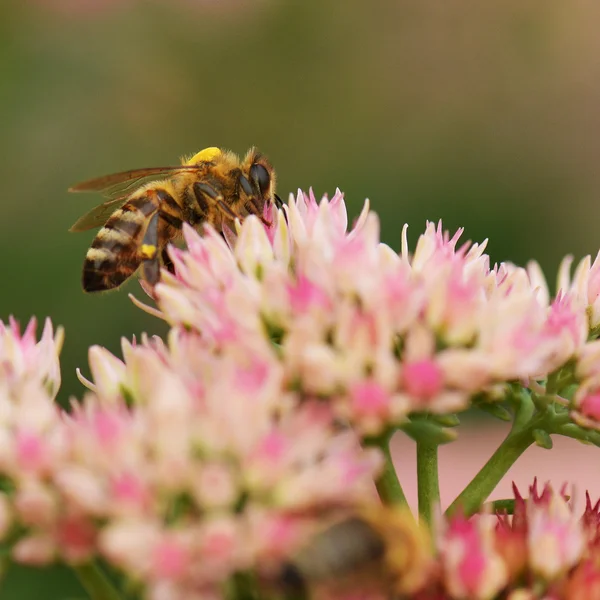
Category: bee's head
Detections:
[{"x1": 245, "y1": 148, "x2": 276, "y2": 203}]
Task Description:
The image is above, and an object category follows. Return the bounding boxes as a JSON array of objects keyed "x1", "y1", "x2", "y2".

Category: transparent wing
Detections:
[
  {"x1": 68, "y1": 165, "x2": 202, "y2": 200},
  {"x1": 69, "y1": 197, "x2": 131, "y2": 232},
  {"x1": 68, "y1": 165, "x2": 204, "y2": 232}
]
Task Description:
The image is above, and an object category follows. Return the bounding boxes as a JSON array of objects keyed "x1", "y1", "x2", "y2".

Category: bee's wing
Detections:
[
  {"x1": 69, "y1": 197, "x2": 131, "y2": 232},
  {"x1": 68, "y1": 165, "x2": 202, "y2": 232},
  {"x1": 68, "y1": 165, "x2": 201, "y2": 199}
]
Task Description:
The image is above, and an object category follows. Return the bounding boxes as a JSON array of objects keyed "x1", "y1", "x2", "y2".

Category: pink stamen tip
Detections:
[
  {"x1": 350, "y1": 381, "x2": 390, "y2": 415},
  {"x1": 257, "y1": 432, "x2": 286, "y2": 460},
  {"x1": 16, "y1": 432, "x2": 45, "y2": 471},
  {"x1": 581, "y1": 392, "x2": 600, "y2": 421},
  {"x1": 112, "y1": 473, "x2": 147, "y2": 506},
  {"x1": 92, "y1": 411, "x2": 123, "y2": 445},
  {"x1": 403, "y1": 359, "x2": 444, "y2": 400},
  {"x1": 153, "y1": 539, "x2": 189, "y2": 579}
]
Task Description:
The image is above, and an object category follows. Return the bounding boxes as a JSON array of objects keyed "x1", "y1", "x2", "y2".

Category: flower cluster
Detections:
[
  {"x1": 4, "y1": 188, "x2": 600, "y2": 599},
  {"x1": 0, "y1": 316, "x2": 62, "y2": 398},
  {"x1": 142, "y1": 189, "x2": 597, "y2": 435},
  {"x1": 434, "y1": 481, "x2": 600, "y2": 600},
  {"x1": 0, "y1": 316, "x2": 382, "y2": 598}
]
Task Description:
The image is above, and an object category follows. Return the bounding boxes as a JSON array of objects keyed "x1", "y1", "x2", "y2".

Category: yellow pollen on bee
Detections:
[
  {"x1": 140, "y1": 244, "x2": 157, "y2": 259},
  {"x1": 186, "y1": 147, "x2": 222, "y2": 164}
]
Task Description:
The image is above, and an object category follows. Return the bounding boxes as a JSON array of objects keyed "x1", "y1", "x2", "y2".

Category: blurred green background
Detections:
[{"x1": 2, "y1": 0, "x2": 600, "y2": 595}]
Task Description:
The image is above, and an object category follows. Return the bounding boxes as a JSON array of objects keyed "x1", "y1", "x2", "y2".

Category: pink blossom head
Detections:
[
  {"x1": 129, "y1": 190, "x2": 597, "y2": 438},
  {"x1": 441, "y1": 513, "x2": 508, "y2": 599},
  {"x1": 59, "y1": 333, "x2": 384, "y2": 592},
  {"x1": 526, "y1": 488, "x2": 584, "y2": 580},
  {"x1": 0, "y1": 317, "x2": 63, "y2": 398}
]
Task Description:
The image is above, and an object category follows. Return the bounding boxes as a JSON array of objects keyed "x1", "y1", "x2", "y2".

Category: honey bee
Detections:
[
  {"x1": 279, "y1": 516, "x2": 386, "y2": 593},
  {"x1": 276, "y1": 508, "x2": 431, "y2": 598},
  {"x1": 69, "y1": 147, "x2": 281, "y2": 292}
]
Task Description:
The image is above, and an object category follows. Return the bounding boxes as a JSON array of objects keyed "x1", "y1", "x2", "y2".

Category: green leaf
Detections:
[
  {"x1": 484, "y1": 498, "x2": 516, "y2": 514},
  {"x1": 585, "y1": 431, "x2": 600, "y2": 446},
  {"x1": 558, "y1": 423, "x2": 600, "y2": 446},
  {"x1": 401, "y1": 418, "x2": 457, "y2": 445},
  {"x1": 559, "y1": 384, "x2": 578, "y2": 402},
  {"x1": 513, "y1": 388, "x2": 536, "y2": 431},
  {"x1": 73, "y1": 562, "x2": 123, "y2": 600},
  {"x1": 532, "y1": 428, "x2": 553, "y2": 449},
  {"x1": 0, "y1": 477, "x2": 15, "y2": 495},
  {"x1": 556, "y1": 423, "x2": 589, "y2": 441},
  {"x1": 431, "y1": 413, "x2": 460, "y2": 427},
  {"x1": 478, "y1": 403, "x2": 512, "y2": 422}
]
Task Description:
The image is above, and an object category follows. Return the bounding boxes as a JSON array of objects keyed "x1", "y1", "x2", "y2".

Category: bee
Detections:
[
  {"x1": 278, "y1": 516, "x2": 386, "y2": 593},
  {"x1": 69, "y1": 147, "x2": 282, "y2": 293},
  {"x1": 276, "y1": 507, "x2": 431, "y2": 598}
]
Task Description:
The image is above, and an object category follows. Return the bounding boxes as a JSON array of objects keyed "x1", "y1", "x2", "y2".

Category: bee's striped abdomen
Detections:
[{"x1": 82, "y1": 196, "x2": 157, "y2": 292}]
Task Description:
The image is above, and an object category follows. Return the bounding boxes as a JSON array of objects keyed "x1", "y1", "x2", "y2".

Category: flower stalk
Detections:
[
  {"x1": 73, "y1": 563, "x2": 123, "y2": 600},
  {"x1": 416, "y1": 441, "x2": 440, "y2": 526},
  {"x1": 445, "y1": 426, "x2": 533, "y2": 517},
  {"x1": 446, "y1": 392, "x2": 580, "y2": 517},
  {"x1": 364, "y1": 431, "x2": 409, "y2": 508}
]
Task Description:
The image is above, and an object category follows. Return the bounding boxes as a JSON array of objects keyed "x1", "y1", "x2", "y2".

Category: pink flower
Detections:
[
  {"x1": 143, "y1": 191, "x2": 594, "y2": 435},
  {"x1": 0, "y1": 317, "x2": 63, "y2": 397},
  {"x1": 13, "y1": 534, "x2": 55, "y2": 565},
  {"x1": 0, "y1": 326, "x2": 380, "y2": 591},
  {"x1": 8, "y1": 193, "x2": 600, "y2": 597},
  {"x1": 78, "y1": 345, "x2": 126, "y2": 400},
  {"x1": 565, "y1": 559, "x2": 600, "y2": 600},
  {"x1": 15, "y1": 429, "x2": 53, "y2": 473},
  {"x1": 55, "y1": 514, "x2": 97, "y2": 563},
  {"x1": 576, "y1": 339, "x2": 600, "y2": 380},
  {"x1": 572, "y1": 378, "x2": 600, "y2": 430},
  {"x1": 441, "y1": 513, "x2": 507, "y2": 599},
  {"x1": 579, "y1": 391, "x2": 600, "y2": 421},
  {"x1": 191, "y1": 462, "x2": 238, "y2": 509},
  {"x1": 152, "y1": 533, "x2": 191, "y2": 580},
  {"x1": 555, "y1": 251, "x2": 600, "y2": 329},
  {"x1": 398, "y1": 325, "x2": 468, "y2": 413},
  {"x1": 527, "y1": 491, "x2": 584, "y2": 580},
  {"x1": 111, "y1": 472, "x2": 151, "y2": 512},
  {"x1": 349, "y1": 380, "x2": 393, "y2": 427}
]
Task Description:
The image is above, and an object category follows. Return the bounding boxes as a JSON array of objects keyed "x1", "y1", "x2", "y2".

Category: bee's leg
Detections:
[
  {"x1": 157, "y1": 214, "x2": 181, "y2": 276},
  {"x1": 217, "y1": 200, "x2": 242, "y2": 221},
  {"x1": 154, "y1": 193, "x2": 183, "y2": 277},
  {"x1": 238, "y1": 174, "x2": 271, "y2": 226},
  {"x1": 140, "y1": 212, "x2": 161, "y2": 286},
  {"x1": 193, "y1": 182, "x2": 242, "y2": 222},
  {"x1": 273, "y1": 193, "x2": 288, "y2": 224},
  {"x1": 161, "y1": 247, "x2": 175, "y2": 275},
  {"x1": 193, "y1": 182, "x2": 220, "y2": 216}
]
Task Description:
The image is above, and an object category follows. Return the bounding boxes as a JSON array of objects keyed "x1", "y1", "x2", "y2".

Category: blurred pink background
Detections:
[{"x1": 391, "y1": 421, "x2": 599, "y2": 514}]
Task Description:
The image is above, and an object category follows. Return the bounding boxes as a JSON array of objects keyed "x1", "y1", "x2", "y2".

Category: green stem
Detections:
[
  {"x1": 445, "y1": 428, "x2": 533, "y2": 517},
  {"x1": 416, "y1": 442, "x2": 440, "y2": 526},
  {"x1": 364, "y1": 432, "x2": 409, "y2": 507},
  {"x1": 228, "y1": 571, "x2": 258, "y2": 600},
  {"x1": 446, "y1": 383, "x2": 580, "y2": 519},
  {"x1": 73, "y1": 562, "x2": 123, "y2": 600}
]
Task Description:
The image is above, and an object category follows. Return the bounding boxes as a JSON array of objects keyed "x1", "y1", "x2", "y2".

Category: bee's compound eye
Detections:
[{"x1": 250, "y1": 164, "x2": 270, "y2": 195}]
